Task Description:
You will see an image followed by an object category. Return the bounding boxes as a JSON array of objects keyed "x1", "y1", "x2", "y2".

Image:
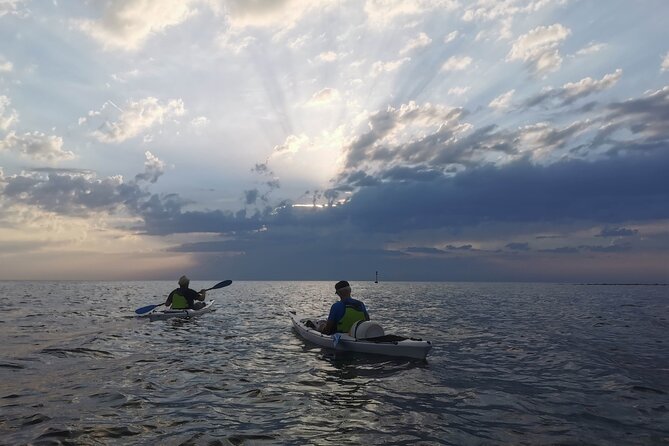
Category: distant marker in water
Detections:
[{"x1": 375, "y1": 271, "x2": 379, "y2": 283}]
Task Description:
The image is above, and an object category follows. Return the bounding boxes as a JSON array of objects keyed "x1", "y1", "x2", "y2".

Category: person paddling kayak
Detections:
[
  {"x1": 316, "y1": 281, "x2": 370, "y2": 335},
  {"x1": 165, "y1": 275, "x2": 207, "y2": 310}
]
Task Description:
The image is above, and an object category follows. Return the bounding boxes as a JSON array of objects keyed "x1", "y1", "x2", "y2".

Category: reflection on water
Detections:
[{"x1": 0, "y1": 281, "x2": 667, "y2": 445}]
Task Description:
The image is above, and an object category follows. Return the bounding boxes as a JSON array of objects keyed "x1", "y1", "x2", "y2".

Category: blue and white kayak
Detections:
[
  {"x1": 289, "y1": 311, "x2": 432, "y2": 360},
  {"x1": 138, "y1": 300, "x2": 216, "y2": 321}
]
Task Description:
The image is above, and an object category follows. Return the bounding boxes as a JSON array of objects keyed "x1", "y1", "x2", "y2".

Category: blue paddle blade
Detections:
[
  {"x1": 207, "y1": 280, "x2": 232, "y2": 290},
  {"x1": 135, "y1": 304, "x2": 160, "y2": 315}
]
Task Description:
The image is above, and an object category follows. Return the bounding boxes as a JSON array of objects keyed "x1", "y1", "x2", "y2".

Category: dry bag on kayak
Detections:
[{"x1": 349, "y1": 321, "x2": 385, "y2": 339}]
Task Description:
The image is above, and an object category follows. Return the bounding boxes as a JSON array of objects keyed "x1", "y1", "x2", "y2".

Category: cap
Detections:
[
  {"x1": 178, "y1": 275, "x2": 190, "y2": 286},
  {"x1": 334, "y1": 280, "x2": 350, "y2": 293}
]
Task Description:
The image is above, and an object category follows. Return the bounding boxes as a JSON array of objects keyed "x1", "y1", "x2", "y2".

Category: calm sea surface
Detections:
[{"x1": 0, "y1": 281, "x2": 667, "y2": 445}]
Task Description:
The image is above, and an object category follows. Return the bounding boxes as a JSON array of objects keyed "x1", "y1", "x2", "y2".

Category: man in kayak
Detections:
[
  {"x1": 318, "y1": 280, "x2": 370, "y2": 335},
  {"x1": 165, "y1": 275, "x2": 207, "y2": 310}
]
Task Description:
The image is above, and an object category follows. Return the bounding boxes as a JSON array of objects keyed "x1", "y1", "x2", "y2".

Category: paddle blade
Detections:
[
  {"x1": 207, "y1": 280, "x2": 232, "y2": 291},
  {"x1": 135, "y1": 303, "x2": 161, "y2": 315}
]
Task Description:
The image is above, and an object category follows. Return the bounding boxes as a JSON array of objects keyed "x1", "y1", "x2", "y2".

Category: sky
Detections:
[{"x1": 0, "y1": 0, "x2": 668, "y2": 282}]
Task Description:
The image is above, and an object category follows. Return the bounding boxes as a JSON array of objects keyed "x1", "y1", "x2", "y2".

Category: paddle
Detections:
[{"x1": 134, "y1": 280, "x2": 233, "y2": 315}]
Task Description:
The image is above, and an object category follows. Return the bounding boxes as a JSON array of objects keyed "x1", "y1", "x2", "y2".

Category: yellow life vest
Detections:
[
  {"x1": 170, "y1": 292, "x2": 189, "y2": 309},
  {"x1": 336, "y1": 305, "x2": 367, "y2": 333}
]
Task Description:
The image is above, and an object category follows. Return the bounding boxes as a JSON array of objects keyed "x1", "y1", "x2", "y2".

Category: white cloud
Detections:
[
  {"x1": 448, "y1": 86, "x2": 471, "y2": 96},
  {"x1": 190, "y1": 116, "x2": 210, "y2": 129},
  {"x1": 662, "y1": 52, "x2": 669, "y2": 72},
  {"x1": 216, "y1": 30, "x2": 256, "y2": 54},
  {"x1": 0, "y1": 55, "x2": 13, "y2": 72},
  {"x1": 272, "y1": 133, "x2": 310, "y2": 157},
  {"x1": 317, "y1": 51, "x2": 339, "y2": 62},
  {"x1": 399, "y1": 32, "x2": 432, "y2": 55},
  {"x1": 223, "y1": 0, "x2": 326, "y2": 30},
  {"x1": 489, "y1": 89, "x2": 515, "y2": 110},
  {"x1": 0, "y1": 0, "x2": 25, "y2": 17},
  {"x1": 0, "y1": 131, "x2": 75, "y2": 162},
  {"x1": 307, "y1": 88, "x2": 341, "y2": 106},
  {"x1": 75, "y1": 0, "x2": 200, "y2": 51},
  {"x1": 562, "y1": 69, "x2": 622, "y2": 99},
  {"x1": 526, "y1": 69, "x2": 623, "y2": 107},
  {"x1": 507, "y1": 23, "x2": 571, "y2": 74},
  {"x1": 444, "y1": 31, "x2": 459, "y2": 44},
  {"x1": 0, "y1": 95, "x2": 19, "y2": 131},
  {"x1": 463, "y1": 0, "x2": 565, "y2": 22},
  {"x1": 135, "y1": 151, "x2": 166, "y2": 183},
  {"x1": 441, "y1": 55, "x2": 472, "y2": 72},
  {"x1": 371, "y1": 57, "x2": 411, "y2": 76},
  {"x1": 364, "y1": 0, "x2": 458, "y2": 26},
  {"x1": 111, "y1": 69, "x2": 139, "y2": 83},
  {"x1": 575, "y1": 42, "x2": 606, "y2": 57},
  {"x1": 89, "y1": 97, "x2": 186, "y2": 143}
]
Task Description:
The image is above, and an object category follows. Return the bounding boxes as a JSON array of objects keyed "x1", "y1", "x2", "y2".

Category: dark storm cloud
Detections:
[
  {"x1": 506, "y1": 242, "x2": 530, "y2": 251},
  {"x1": 597, "y1": 227, "x2": 638, "y2": 237},
  {"x1": 340, "y1": 151, "x2": 669, "y2": 233},
  {"x1": 404, "y1": 246, "x2": 448, "y2": 255},
  {"x1": 593, "y1": 86, "x2": 669, "y2": 153}
]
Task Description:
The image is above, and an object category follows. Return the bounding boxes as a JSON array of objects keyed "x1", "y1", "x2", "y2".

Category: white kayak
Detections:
[
  {"x1": 139, "y1": 300, "x2": 216, "y2": 321},
  {"x1": 289, "y1": 311, "x2": 432, "y2": 360}
]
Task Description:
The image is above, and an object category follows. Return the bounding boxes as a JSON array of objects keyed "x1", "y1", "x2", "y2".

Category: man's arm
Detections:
[
  {"x1": 165, "y1": 290, "x2": 174, "y2": 307},
  {"x1": 320, "y1": 320, "x2": 336, "y2": 335},
  {"x1": 196, "y1": 289, "x2": 206, "y2": 301}
]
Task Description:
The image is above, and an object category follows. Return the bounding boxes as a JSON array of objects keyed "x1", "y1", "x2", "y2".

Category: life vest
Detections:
[
  {"x1": 336, "y1": 302, "x2": 367, "y2": 333},
  {"x1": 170, "y1": 291, "x2": 189, "y2": 309}
]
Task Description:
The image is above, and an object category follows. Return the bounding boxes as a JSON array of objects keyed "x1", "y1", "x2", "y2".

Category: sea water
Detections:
[{"x1": 0, "y1": 281, "x2": 667, "y2": 445}]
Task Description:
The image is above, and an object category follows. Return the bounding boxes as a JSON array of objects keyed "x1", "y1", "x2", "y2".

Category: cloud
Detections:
[
  {"x1": 444, "y1": 31, "x2": 458, "y2": 44},
  {"x1": 507, "y1": 23, "x2": 571, "y2": 74},
  {"x1": 74, "y1": 0, "x2": 200, "y2": 51},
  {"x1": 0, "y1": 55, "x2": 13, "y2": 72},
  {"x1": 272, "y1": 133, "x2": 309, "y2": 157},
  {"x1": 337, "y1": 152, "x2": 669, "y2": 234},
  {"x1": 526, "y1": 69, "x2": 622, "y2": 107},
  {"x1": 448, "y1": 86, "x2": 471, "y2": 96},
  {"x1": 364, "y1": 0, "x2": 458, "y2": 26},
  {"x1": 222, "y1": 0, "x2": 323, "y2": 30},
  {"x1": 506, "y1": 242, "x2": 530, "y2": 251},
  {"x1": 371, "y1": 57, "x2": 411, "y2": 77},
  {"x1": 341, "y1": 101, "x2": 473, "y2": 171},
  {"x1": 441, "y1": 55, "x2": 472, "y2": 72},
  {"x1": 306, "y1": 88, "x2": 341, "y2": 106},
  {"x1": 399, "y1": 32, "x2": 432, "y2": 55},
  {"x1": 597, "y1": 86, "x2": 669, "y2": 150},
  {"x1": 316, "y1": 51, "x2": 339, "y2": 62},
  {"x1": 1, "y1": 170, "x2": 144, "y2": 217},
  {"x1": 134, "y1": 151, "x2": 166, "y2": 184},
  {"x1": 0, "y1": 0, "x2": 25, "y2": 18},
  {"x1": 0, "y1": 131, "x2": 75, "y2": 162},
  {"x1": 463, "y1": 0, "x2": 564, "y2": 22},
  {"x1": 190, "y1": 116, "x2": 210, "y2": 129},
  {"x1": 597, "y1": 227, "x2": 638, "y2": 237},
  {"x1": 575, "y1": 42, "x2": 606, "y2": 57},
  {"x1": 88, "y1": 97, "x2": 185, "y2": 143},
  {"x1": 489, "y1": 89, "x2": 515, "y2": 110},
  {"x1": 662, "y1": 52, "x2": 669, "y2": 72},
  {"x1": 0, "y1": 95, "x2": 19, "y2": 131}
]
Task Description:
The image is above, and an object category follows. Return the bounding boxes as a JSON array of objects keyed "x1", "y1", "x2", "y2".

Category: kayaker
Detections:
[
  {"x1": 165, "y1": 275, "x2": 207, "y2": 310},
  {"x1": 318, "y1": 280, "x2": 370, "y2": 335}
]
